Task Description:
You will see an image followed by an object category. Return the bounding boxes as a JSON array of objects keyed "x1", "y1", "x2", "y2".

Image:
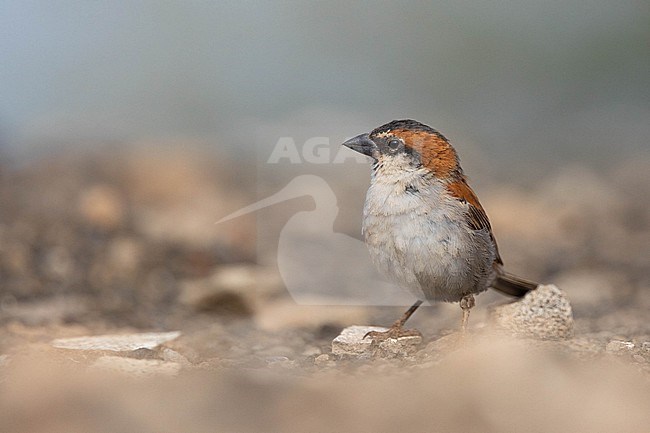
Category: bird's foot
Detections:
[
  {"x1": 363, "y1": 325, "x2": 422, "y2": 342},
  {"x1": 460, "y1": 294, "x2": 475, "y2": 333}
]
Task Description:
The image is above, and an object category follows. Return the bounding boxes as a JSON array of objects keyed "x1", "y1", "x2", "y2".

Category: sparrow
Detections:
[{"x1": 342, "y1": 119, "x2": 538, "y2": 339}]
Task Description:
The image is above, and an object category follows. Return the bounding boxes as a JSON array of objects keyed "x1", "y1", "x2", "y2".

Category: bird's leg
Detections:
[
  {"x1": 459, "y1": 294, "x2": 475, "y2": 332},
  {"x1": 364, "y1": 300, "x2": 423, "y2": 341}
]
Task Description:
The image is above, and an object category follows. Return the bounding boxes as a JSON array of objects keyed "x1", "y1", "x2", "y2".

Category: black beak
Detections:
[{"x1": 342, "y1": 133, "x2": 377, "y2": 158}]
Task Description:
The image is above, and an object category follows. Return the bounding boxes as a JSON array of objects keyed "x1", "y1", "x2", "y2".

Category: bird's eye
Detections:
[{"x1": 388, "y1": 139, "x2": 401, "y2": 151}]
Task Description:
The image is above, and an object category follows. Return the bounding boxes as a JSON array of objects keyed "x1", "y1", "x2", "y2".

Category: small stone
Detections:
[
  {"x1": 632, "y1": 355, "x2": 645, "y2": 363},
  {"x1": 489, "y1": 284, "x2": 574, "y2": 340},
  {"x1": 332, "y1": 326, "x2": 381, "y2": 357},
  {"x1": 314, "y1": 354, "x2": 330, "y2": 366},
  {"x1": 641, "y1": 342, "x2": 650, "y2": 353},
  {"x1": 179, "y1": 265, "x2": 257, "y2": 316},
  {"x1": 266, "y1": 355, "x2": 289, "y2": 363},
  {"x1": 332, "y1": 326, "x2": 422, "y2": 358},
  {"x1": 265, "y1": 356, "x2": 296, "y2": 369},
  {"x1": 91, "y1": 356, "x2": 181, "y2": 377},
  {"x1": 51, "y1": 331, "x2": 181, "y2": 351},
  {"x1": 606, "y1": 340, "x2": 635, "y2": 353},
  {"x1": 161, "y1": 348, "x2": 191, "y2": 365}
]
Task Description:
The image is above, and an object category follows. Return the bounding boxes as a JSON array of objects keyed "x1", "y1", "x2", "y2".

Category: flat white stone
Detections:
[
  {"x1": 51, "y1": 331, "x2": 181, "y2": 351},
  {"x1": 332, "y1": 325, "x2": 422, "y2": 358}
]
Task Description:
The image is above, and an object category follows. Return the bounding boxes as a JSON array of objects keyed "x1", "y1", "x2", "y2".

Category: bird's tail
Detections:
[{"x1": 491, "y1": 272, "x2": 538, "y2": 298}]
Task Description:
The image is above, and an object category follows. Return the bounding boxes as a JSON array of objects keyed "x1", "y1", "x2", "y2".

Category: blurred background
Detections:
[
  {"x1": 1, "y1": 1, "x2": 649, "y2": 432},
  {"x1": 2, "y1": 1, "x2": 649, "y2": 165}
]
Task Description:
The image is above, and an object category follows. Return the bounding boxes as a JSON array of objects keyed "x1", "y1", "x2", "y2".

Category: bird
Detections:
[{"x1": 342, "y1": 119, "x2": 538, "y2": 340}]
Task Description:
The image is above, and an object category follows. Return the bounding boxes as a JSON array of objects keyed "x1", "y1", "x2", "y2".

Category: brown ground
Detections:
[{"x1": 0, "y1": 145, "x2": 649, "y2": 433}]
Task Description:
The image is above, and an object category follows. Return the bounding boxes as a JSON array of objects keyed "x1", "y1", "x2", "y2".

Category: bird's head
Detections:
[{"x1": 342, "y1": 119, "x2": 461, "y2": 179}]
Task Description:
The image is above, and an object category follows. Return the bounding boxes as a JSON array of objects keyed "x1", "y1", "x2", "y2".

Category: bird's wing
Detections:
[{"x1": 446, "y1": 178, "x2": 503, "y2": 265}]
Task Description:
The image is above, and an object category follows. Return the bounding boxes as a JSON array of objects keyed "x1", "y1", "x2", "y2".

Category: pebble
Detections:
[
  {"x1": 641, "y1": 342, "x2": 650, "y2": 353},
  {"x1": 606, "y1": 340, "x2": 635, "y2": 353},
  {"x1": 179, "y1": 266, "x2": 256, "y2": 316},
  {"x1": 332, "y1": 325, "x2": 422, "y2": 358},
  {"x1": 489, "y1": 284, "x2": 574, "y2": 340},
  {"x1": 265, "y1": 356, "x2": 297, "y2": 369},
  {"x1": 266, "y1": 356, "x2": 290, "y2": 363},
  {"x1": 314, "y1": 354, "x2": 331, "y2": 366},
  {"x1": 161, "y1": 348, "x2": 191, "y2": 365}
]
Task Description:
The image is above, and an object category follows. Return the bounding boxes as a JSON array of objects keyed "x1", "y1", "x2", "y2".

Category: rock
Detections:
[
  {"x1": 179, "y1": 265, "x2": 260, "y2": 316},
  {"x1": 161, "y1": 348, "x2": 191, "y2": 365},
  {"x1": 314, "y1": 354, "x2": 331, "y2": 366},
  {"x1": 641, "y1": 342, "x2": 650, "y2": 353},
  {"x1": 265, "y1": 356, "x2": 297, "y2": 369},
  {"x1": 606, "y1": 340, "x2": 635, "y2": 353},
  {"x1": 332, "y1": 325, "x2": 422, "y2": 358},
  {"x1": 51, "y1": 331, "x2": 181, "y2": 351},
  {"x1": 91, "y1": 356, "x2": 181, "y2": 377},
  {"x1": 489, "y1": 284, "x2": 574, "y2": 340}
]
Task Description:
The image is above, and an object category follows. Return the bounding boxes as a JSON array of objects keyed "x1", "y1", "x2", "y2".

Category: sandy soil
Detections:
[{"x1": 0, "y1": 146, "x2": 648, "y2": 432}]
